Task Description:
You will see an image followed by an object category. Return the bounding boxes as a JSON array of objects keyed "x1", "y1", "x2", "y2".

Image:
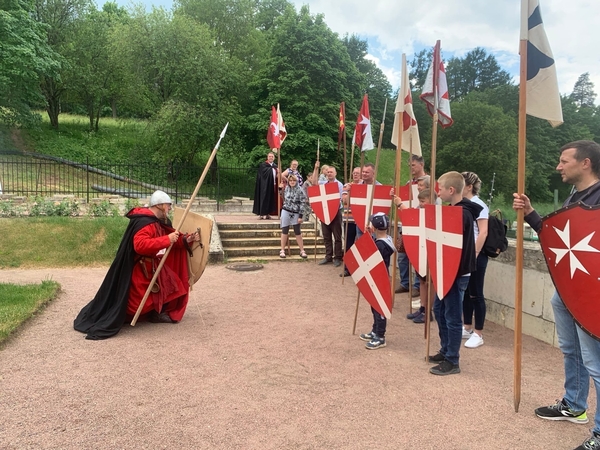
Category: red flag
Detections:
[
  {"x1": 420, "y1": 41, "x2": 453, "y2": 128},
  {"x1": 267, "y1": 105, "x2": 286, "y2": 149},
  {"x1": 352, "y1": 94, "x2": 374, "y2": 151},
  {"x1": 338, "y1": 102, "x2": 345, "y2": 143},
  {"x1": 307, "y1": 183, "x2": 341, "y2": 225},
  {"x1": 277, "y1": 104, "x2": 287, "y2": 143},
  {"x1": 424, "y1": 204, "x2": 463, "y2": 298},
  {"x1": 391, "y1": 54, "x2": 422, "y2": 155},
  {"x1": 343, "y1": 233, "x2": 393, "y2": 319},
  {"x1": 349, "y1": 184, "x2": 393, "y2": 232}
]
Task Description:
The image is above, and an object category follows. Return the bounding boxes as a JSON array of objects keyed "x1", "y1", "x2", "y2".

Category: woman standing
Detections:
[
  {"x1": 281, "y1": 160, "x2": 304, "y2": 187},
  {"x1": 279, "y1": 175, "x2": 308, "y2": 259},
  {"x1": 461, "y1": 171, "x2": 489, "y2": 349}
]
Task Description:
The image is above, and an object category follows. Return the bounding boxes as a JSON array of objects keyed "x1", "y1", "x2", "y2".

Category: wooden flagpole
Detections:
[
  {"x1": 352, "y1": 99, "x2": 388, "y2": 334},
  {"x1": 313, "y1": 141, "x2": 320, "y2": 263},
  {"x1": 514, "y1": 32, "x2": 528, "y2": 413},
  {"x1": 276, "y1": 104, "x2": 282, "y2": 220},
  {"x1": 131, "y1": 123, "x2": 229, "y2": 326},
  {"x1": 343, "y1": 103, "x2": 347, "y2": 184}
]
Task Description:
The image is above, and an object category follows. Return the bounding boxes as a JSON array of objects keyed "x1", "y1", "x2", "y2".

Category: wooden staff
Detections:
[
  {"x1": 352, "y1": 99, "x2": 388, "y2": 334},
  {"x1": 131, "y1": 123, "x2": 229, "y2": 326},
  {"x1": 313, "y1": 141, "x2": 320, "y2": 263},
  {"x1": 425, "y1": 114, "x2": 438, "y2": 361},
  {"x1": 513, "y1": 29, "x2": 528, "y2": 413}
]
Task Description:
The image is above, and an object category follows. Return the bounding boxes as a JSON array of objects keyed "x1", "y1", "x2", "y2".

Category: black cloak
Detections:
[
  {"x1": 73, "y1": 209, "x2": 160, "y2": 340},
  {"x1": 252, "y1": 161, "x2": 278, "y2": 216}
]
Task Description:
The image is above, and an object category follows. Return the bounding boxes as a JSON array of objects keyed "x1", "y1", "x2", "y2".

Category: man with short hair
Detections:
[
  {"x1": 74, "y1": 190, "x2": 200, "y2": 340},
  {"x1": 513, "y1": 140, "x2": 600, "y2": 450},
  {"x1": 410, "y1": 154, "x2": 426, "y2": 183},
  {"x1": 318, "y1": 166, "x2": 344, "y2": 267}
]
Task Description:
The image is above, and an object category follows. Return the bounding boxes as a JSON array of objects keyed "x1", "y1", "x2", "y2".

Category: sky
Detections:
[{"x1": 102, "y1": 0, "x2": 600, "y2": 102}]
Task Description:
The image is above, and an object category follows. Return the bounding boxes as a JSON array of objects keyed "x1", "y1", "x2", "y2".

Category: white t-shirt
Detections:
[{"x1": 470, "y1": 195, "x2": 489, "y2": 242}]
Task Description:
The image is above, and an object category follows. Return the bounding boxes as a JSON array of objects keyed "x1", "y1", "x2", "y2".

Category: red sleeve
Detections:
[{"x1": 133, "y1": 223, "x2": 172, "y2": 256}]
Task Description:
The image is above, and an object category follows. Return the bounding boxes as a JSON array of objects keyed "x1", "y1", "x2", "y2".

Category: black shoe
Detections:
[
  {"x1": 412, "y1": 312, "x2": 427, "y2": 323},
  {"x1": 149, "y1": 311, "x2": 173, "y2": 323},
  {"x1": 395, "y1": 285, "x2": 409, "y2": 294},
  {"x1": 411, "y1": 288, "x2": 420, "y2": 298},
  {"x1": 318, "y1": 258, "x2": 332, "y2": 265},
  {"x1": 407, "y1": 307, "x2": 425, "y2": 320},
  {"x1": 427, "y1": 352, "x2": 445, "y2": 364},
  {"x1": 535, "y1": 399, "x2": 588, "y2": 424},
  {"x1": 574, "y1": 433, "x2": 600, "y2": 450},
  {"x1": 333, "y1": 259, "x2": 342, "y2": 267},
  {"x1": 430, "y1": 360, "x2": 460, "y2": 376},
  {"x1": 339, "y1": 269, "x2": 351, "y2": 277}
]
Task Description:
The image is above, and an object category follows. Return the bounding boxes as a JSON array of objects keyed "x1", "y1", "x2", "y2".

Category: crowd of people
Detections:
[{"x1": 250, "y1": 140, "x2": 600, "y2": 450}]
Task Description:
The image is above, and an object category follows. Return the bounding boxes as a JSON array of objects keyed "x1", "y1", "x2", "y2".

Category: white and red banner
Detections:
[
  {"x1": 266, "y1": 104, "x2": 286, "y2": 149},
  {"x1": 420, "y1": 40, "x2": 453, "y2": 128},
  {"x1": 398, "y1": 183, "x2": 420, "y2": 209},
  {"x1": 352, "y1": 94, "x2": 374, "y2": 151},
  {"x1": 307, "y1": 183, "x2": 340, "y2": 225},
  {"x1": 424, "y1": 204, "x2": 463, "y2": 299},
  {"x1": 540, "y1": 203, "x2": 600, "y2": 340},
  {"x1": 344, "y1": 233, "x2": 392, "y2": 319},
  {"x1": 400, "y1": 207, "x2": 428, "y2": 277},
  {"x1": 350, "y1": 184, "x2": 393, "y2": 232},
  {"x1": 391, "y1": 54, "x2": 422, "y2": 155}
]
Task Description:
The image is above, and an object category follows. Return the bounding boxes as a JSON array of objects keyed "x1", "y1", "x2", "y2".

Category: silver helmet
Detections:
[{"x1": 149, "y1": 190, "x2": 172, "y2": 206}]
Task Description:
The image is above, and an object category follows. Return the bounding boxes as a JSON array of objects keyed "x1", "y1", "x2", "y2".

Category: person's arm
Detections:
[
  {"x1": 512, "y1": 193, "x2": 542, "y2": 232},
  {"x1": 475, "y1": 218, "x2": 488, "y2": 254}
]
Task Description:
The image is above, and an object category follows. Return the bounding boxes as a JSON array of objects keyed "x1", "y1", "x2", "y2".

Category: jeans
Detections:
[
  {"x1": 463, "y1": 252, "x2": 489, "y2": 330},
  {"x1": 371, "y1": 306, "x2": 387, "y2": 338},
  {"x1": 551, "y1": 291, "x2": 600, "y2": 434},
  {"x1": 397, "y1": 252, "x2": 420, "y2": 290},
  {"x1": 433, "y1": 276, "x2": 470, "y2": 365}
]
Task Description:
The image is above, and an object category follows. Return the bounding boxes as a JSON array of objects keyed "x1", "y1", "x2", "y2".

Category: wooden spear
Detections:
[
  {"x1": 131, "y1": 123, "x2": 229, "y2": 326},
  {"x1": 313, "y1": 140, "x2": 320, "y2": 263}
]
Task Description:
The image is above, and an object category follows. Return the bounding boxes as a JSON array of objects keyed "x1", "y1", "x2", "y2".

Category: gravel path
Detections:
[{"x1": 0, "y1": 263, "x2": 595, "y2": 449}]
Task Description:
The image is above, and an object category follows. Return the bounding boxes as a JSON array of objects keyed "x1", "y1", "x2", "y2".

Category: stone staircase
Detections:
[{"x1": 218, "y1": 219, "x2": 326, "y2": 262}]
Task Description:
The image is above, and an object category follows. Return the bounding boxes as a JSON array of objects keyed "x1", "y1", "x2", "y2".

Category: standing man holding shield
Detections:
[{"x1": 513, "y1": 140, "x2": 600, "y2": 450}]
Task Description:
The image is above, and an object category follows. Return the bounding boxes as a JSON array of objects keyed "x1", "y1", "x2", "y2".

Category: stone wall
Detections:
[{"x1": 484, "y1": 239, "x2": 559, "y2": 347}]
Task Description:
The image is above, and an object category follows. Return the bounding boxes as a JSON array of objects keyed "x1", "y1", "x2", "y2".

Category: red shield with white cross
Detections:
[
  {"x1": 401, "y1": 207, "x2": 427, "y2": 277},
  {"x1": 424, "y1": 204, "x2": 463, "y2": 299},
  {"x1": 540, "y1": 203, "x2": 600, "y2": 340},
  {"x1": 307, "y1": 183, "x2": 340, "y2": 225},
  {"x1": 398, "y1": 184, "x2": 420, "y2": 209},
  {"x1": 350, "y1": 184, "x2": 393, "y2": 232},
  {"x1": 343, "y1": 233, "x2": 392, "y2": 319}
]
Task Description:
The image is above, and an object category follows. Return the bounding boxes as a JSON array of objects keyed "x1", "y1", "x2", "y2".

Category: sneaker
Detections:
[
  {"x1": 407, "y1": 307, "x2": 424, "y2": 320},
  {"x1": 413, "y1": 312, "x2": 433, "y2": 324},
  {"x1": 359, "y1": 331, "x2": 376, "y2": 342},
  {"x1": 430, "y1": 360, "x2": 460, "y2": 375},
  {"x1": 365, "y1": 337, "x2": 386, "y2": 350},
  {"x1": 575, "y1": 433, "x2": 600, "y2": 450},
  {"x1": 464, "y1": 333, "x2": 484, "y2": 348},
  {"x1": 462, "y1": 327, "x2": 474, "y2": 339},
  {"x1": 427, "y1": 352, "x2": 445, "y2": 364},
  {"x1": 395, "y1": 285, "x2": 409, "y2": 294},
  {"x1": 535, "y1": 399, "x2": 589, "y2": 424}
]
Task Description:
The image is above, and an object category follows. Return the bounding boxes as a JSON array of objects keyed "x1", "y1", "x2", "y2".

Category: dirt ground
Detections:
[{"x1": 0, "y1": 262, "x2": 596, "y2": 450}]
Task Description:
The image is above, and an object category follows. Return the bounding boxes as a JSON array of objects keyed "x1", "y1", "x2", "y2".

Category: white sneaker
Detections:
[
  {"x1": 462, "y1": 327, "x2": 473, "y2": 339},
  {"x1": 464, "y1": 333, "x2": 484, "y2": 348}
]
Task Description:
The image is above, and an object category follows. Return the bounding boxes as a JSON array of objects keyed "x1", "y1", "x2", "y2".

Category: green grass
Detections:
[
  {"x1": 0, "y1": 280, "x2": 60, "y2": 344},
  {"x1": 0, "y1": 217, "x2": 128, "y2": 268}
]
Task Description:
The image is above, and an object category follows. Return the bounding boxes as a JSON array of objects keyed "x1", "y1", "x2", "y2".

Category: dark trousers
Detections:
[
  {"x1": 321, "y1": 209, "x2": 343, "y2": 261},
  {"x1": 433, "y1": 276, "x2": 469, "y2": 365},
  {"x1": 371, "y1": 306, "x2": 387, "y2": 338},
  {"x1": 345, "y1": 222, "x2": 357, "y2": 252},
  {"x1": 463, "y1": 252, "x2": 489, "y2": 330}
]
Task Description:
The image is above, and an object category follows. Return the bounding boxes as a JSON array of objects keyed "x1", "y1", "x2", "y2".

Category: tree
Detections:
[
  {"x1": 247, "y1": 5, "x2": 364, "y2": 172},
  {"x1": 0, "y1": 0, "x2": 59, "y2": 126},
  {"x1": 570, "y1": 72, "x2": 597, "y2": 109},
  {"x1": 445, "y1": 48, "x2": 511, "y2": 101}
]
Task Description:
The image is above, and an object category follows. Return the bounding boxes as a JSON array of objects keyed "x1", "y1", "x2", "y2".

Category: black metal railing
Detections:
[{"x1": 0, "y1": 153, "x2": 256, "y2": 208}]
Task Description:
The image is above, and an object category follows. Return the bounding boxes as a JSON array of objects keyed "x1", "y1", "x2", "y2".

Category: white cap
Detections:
[{"x1": 149, "y1": 190, "x2": 172, "y2": 206}]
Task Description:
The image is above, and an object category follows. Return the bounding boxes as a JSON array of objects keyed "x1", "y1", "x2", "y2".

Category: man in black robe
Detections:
[{"x1": 252, "y1": 152, "x2": 278, "y2": 219}]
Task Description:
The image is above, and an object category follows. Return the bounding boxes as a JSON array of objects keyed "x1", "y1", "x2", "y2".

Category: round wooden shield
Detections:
[{"x1": 173, "y1": 207, "x2": 213, "y2": 285}]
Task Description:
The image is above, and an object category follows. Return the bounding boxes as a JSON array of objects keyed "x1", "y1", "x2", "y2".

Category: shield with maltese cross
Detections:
[{"x1": 540, "y1": 203, "x2": 600, "y2": 340}]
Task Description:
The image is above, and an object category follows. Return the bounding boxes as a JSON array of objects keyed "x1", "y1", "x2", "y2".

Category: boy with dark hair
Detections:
[
  {"x1": 359, "y1": 212, "x2": 396, "y2": 350},
  {"x1": 428, "y1": 172, "x2": 482, "y2": 375}
]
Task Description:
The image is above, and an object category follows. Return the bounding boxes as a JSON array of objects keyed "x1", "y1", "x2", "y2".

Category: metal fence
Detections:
[{"x1": 0, "y1": 153, "x2": 257, "y2": 207}]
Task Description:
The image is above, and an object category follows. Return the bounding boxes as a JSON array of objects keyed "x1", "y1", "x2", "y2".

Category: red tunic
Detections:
[{"x1": 126, "y1": 209, "x2": 190, "y2": 322}]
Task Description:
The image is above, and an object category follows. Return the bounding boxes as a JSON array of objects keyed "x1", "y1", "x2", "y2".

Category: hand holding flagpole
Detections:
[{"x1": 131, "y1": 123, "x2": 229, "y2": 326}]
